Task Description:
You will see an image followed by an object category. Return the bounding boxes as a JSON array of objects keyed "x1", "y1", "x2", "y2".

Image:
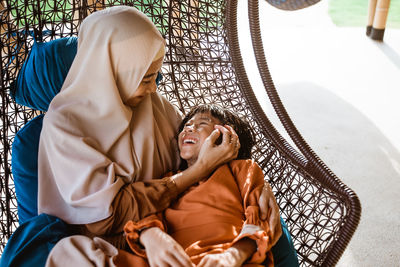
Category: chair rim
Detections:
[{"x1": 225, "y1": 0, "x2": 362, "y2": 265}]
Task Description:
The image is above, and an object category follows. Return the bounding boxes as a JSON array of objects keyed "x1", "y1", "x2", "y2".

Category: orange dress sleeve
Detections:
[
  {"x1": 121, "y1": 172, "x2": 177, "y2": 257},
  {"x1": 229, "y1": 160, "x2": 275, "y2": 266},
  {"x1": 124, "y1": 214, "x2": 166, "y2": 258},
  {"x1": 81, "y1": 175, "x2": 177, "y2": 249}
]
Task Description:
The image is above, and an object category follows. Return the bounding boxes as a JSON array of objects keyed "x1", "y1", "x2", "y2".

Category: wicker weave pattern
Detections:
[{"x1": 0, "y1": 1, "x2": 360, "y2": 266}]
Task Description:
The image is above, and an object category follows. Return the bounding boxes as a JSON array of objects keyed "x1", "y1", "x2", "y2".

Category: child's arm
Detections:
[
  {"x1": 197, "y1": 238, "x2": 257, "y2": 267},
  {"x1": 259, "y1": 181, "x2": 283, "y2": 246},
  {"x1": 230, "y1": 160, "x2": 276, "y2": 265},
  {"x1": 198, "y1": 160, "x2": 275, "y2": 267},
  {"x1": 228, "y1": 238, "x2": 258, "y2": 262}
]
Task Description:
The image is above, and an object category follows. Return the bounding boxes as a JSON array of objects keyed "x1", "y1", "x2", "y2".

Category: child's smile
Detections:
[{"x1": 182, "y1": 136, "x2": 199, "y2": 145}]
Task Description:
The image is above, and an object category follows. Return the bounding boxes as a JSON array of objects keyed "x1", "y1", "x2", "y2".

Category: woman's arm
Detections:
[{"x1": 84, "y1": 125, "x2": 240, "y2": 243}]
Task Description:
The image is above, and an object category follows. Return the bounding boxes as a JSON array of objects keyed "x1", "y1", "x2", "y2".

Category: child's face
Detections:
[{"x1": 178, "y1": 112, "x2": 222, "y2": 167}]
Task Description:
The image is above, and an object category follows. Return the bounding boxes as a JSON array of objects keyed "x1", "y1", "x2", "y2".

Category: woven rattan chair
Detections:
[{"x1": 0, "y1": 0, "x2": 361, "y2": 266}]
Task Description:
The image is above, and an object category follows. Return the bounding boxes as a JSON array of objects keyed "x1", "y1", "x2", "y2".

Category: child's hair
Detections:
[{"x1": 178, "y1": 104, "x2": 256, "y2": 160}]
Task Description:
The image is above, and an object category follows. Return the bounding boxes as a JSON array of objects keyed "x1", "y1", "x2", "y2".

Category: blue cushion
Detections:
[
  {"x1": 10, "y1": 37, "x2": 78, "y2": 111},
  {"x1": 0, "y1": 214, "x2": 70, "y2": 267},
  {"x1": 271, "y1": 218, "x2": 299, "y2": 267},
  {"x1": 12, "y1": 114, "x2": 44, "y2": 224}
]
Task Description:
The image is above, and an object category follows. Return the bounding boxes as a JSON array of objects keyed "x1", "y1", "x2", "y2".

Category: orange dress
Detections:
[{"x1": 123, "y1": 159, "x2": 274, "y2": 267}]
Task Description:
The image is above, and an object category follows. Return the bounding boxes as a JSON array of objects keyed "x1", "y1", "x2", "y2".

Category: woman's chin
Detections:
[{"x1": 126, "y1": 95, "x2": 148, "y2": 107}]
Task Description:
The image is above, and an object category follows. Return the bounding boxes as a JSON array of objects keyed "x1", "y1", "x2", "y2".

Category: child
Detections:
[{"x1": 123, "y1": 104, "x2": 276, "y2": 267}]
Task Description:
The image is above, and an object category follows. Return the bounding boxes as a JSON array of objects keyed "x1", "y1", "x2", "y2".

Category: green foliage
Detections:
[
  {"x1": 10, "y1": 0, "x2": 73, "y2": 27},
  {"x1": 7, "y1": 0, "x2": 222, "y2": 34},
  {"x1": 328, "y1": 0, "x2": 400, "y2": 28}
]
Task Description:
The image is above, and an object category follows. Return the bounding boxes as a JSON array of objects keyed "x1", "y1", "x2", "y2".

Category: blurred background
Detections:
[{"x1": 238, "y1": 0, "x2": 400, "y2": 266}]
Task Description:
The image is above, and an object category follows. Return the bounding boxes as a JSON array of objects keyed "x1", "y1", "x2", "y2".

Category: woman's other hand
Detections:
[
  {"x1": 140, "y1": 227, "x2": 194, "y2": 267},
  {"x1": 259, "y1": 181, "x2": 282, "y2": 246},
  {"x1": 194, "y1": 124, "x2": 240, "y2": 175}
]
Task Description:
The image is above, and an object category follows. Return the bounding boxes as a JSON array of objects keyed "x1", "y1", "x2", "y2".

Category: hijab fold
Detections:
[{"x1": 38, "y1": 6, "x2": 181, "y2": 224}]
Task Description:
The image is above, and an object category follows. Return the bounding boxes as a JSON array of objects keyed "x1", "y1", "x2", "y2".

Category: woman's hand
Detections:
[
  {"x1": 140, "y1": 227, "x2": 194, "y2": 267},
  {"x1": 259, "y1": 181, "x2": 282, "y2": 246},
  {"x1": 173, "y1": 125, "x2": 240, "y2": 194},
  {"x1": 194, "y1": 124, "x2": 240, "y2": 176}
]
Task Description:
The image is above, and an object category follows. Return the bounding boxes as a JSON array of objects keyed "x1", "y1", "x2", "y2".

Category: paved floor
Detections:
[{"x1": 238, "y1": 0, "x2": 400, "y2": 266}]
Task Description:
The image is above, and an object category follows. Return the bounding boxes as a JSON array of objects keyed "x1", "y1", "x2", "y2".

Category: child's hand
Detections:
[
  {"x1": 197, "y1": 237, "x2": 256, "y2": 267},
  {"x1": 194, "y1": 124, "x2": 240, "y2": 176},
  {"x1": 140, "y1": 227, "x2": 194, "y2": 267},
  {"x1": 196, "y1": 249, "x2": 245, "y2": 267},
  {"x1": 259, "y1": 181, "x2": 282, "y2": 246}
]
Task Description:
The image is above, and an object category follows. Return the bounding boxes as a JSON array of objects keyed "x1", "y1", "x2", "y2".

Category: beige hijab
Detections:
[{"x1": 38, "y1": 6, "x2": 181, "y2": 224}]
